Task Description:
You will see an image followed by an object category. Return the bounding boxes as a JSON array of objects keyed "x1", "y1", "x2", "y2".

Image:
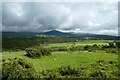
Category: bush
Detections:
[
  {"x1": 69, "y1": 46, "x2": 82, "y2": 52},
  {"x1": 84, "y1": 44, "x2": 101, "y2": 52},
  {"x1": 90, "y1": 60, "x2": 118, "y2": 78},
  {"x1": 58, "y1": 47, "x2": 68, "y2": 51},
  {"x1": 109, "y1": 42, "x2": 115, "y2": 48},
  {"x1": 25, "y1": 47, "x2": 51, "y2": 58},
  {"x1": 40, "y1": 70, "x2": 60, "y2": 78},
  {"x1": 2, "y1": 57, "x2": 35, "y2": 80},
  {"x1": 25, "y1": 48, "x2": 42, "y2": 58},
  {"x1": 104, "y1": 48, "x2": 118, "y2": 54},
  {"x1": 93, "y1": 44, "x2": 97, "y2": 47},
  {"x1": 58, "y1": 65, "x2": 85, "y2": 78},
  {"x1": 40, "y1": 48, "x2": 51, "y2": 56},
  {"x1": 115, "y1": 41, "x2": 120, "y2": 48},
  {"x1": 92, "y1": 44, "x2": 100, "y2": 50},
  {"x1": 102, "y1": 45, "x2": 109, "y2": 49},
  {"x1": 90, "y1": 70, "x2": 108, "y2": 78},
  {"x1": 84, "y1": 45, "x2": 91, "y2": 50}
]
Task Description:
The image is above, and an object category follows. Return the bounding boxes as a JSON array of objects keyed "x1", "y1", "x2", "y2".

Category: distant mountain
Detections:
[
  {"x1": 42, "y1": 30, "x2": 91, "y2": 37},
  {"x1": 2, "y1": 30, "x2": 120, "y2": 40},
  {"x1": 42, "y1": 30, "x2": 72, "y2": 37},
  {"x1": 43, "y1": 30, "x2": 64, "y2": 35},
  {"x1": 42, "y1": 30, "x2": 119, "y2": 40}
]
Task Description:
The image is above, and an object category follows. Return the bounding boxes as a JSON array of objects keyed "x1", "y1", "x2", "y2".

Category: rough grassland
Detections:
[
  {"x1": 45, "y1": 40, "x2": 110, "y2": 48},
  {"x1": 1, "y1": 40, "x2": 118, "y2": 73},
  {"x1": 3, "y1": 51, "x2": 118, "y2": 72}
]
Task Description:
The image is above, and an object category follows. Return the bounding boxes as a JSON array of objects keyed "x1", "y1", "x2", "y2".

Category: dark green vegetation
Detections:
[
  {"x1": 2, "y1": 36, "x2": 72, "y2": 51},
  {"x1": 25, "y1": 47, "x2": 51, "y2": 58},
  {"x1": 2, "y1": 33, "x2": 120, "y2": 79},
  {"x1": 83, "y1": 42, "x2": 120, "y2": 54},
  {"x1": 44, "y1": 41, "x2": 120, "y2": 55},
  {"x1": 2, "y1": 57, "x2": 35, "y2": 80}
]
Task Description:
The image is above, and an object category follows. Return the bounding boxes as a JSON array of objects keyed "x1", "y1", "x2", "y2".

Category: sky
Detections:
[{"x1": 2, "y1": 2, "x2": 119, "y2": 36}]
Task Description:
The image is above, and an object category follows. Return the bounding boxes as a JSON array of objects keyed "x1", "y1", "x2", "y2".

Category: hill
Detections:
[
  {"x1": 2, "y1": 30, "x2": 120, "y2": 40},
  {"x1": 42, "y1": 30, "x2": 119, "y2": 40}
]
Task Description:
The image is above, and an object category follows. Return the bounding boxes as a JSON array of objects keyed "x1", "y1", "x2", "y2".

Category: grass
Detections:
[
  {"x1": 45, "y1": 40, "x2": 109, "y2": 48},
  {"x1": 3, "y1": 51, "x2": 117, "y2": 72},
  {"x1": 2, "y1": 40, "x2": 118, "y2": 73},
  {"x1": 0, "y1": 51, "x2": 25, "y2": 54}
]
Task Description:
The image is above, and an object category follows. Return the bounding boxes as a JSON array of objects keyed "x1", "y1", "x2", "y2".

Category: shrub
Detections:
[
  {"x1": 40, "y1": 48, "x2": 51, "y2": 56},
  {"x1": 2, "y1": 57, "x2": 35, "y2": 80},
  {"x1": 58, "y1": 66, "x2": 85, "y2": 78},
  {"x1": 115, "y1": 41, "x2": 120, "y2": 48},
  {"x1": 104, "y1": 48, "x2": 118, "y2": 54},
  {"x1": 58, "y1": 47, "x2": 68, "y2": 51},
  {"x1": 90, "y1": 70, "x2": 108, "y2": 78},
  {"x1": 102, "y1": 45, "x2": 109, "y2": 49},
  {"x1": 90, "y1": 60, "x2": 118, "y2": 78},
  {"x1": 84, "y1": 45, "x2": 91, "y2": 50},
  {"x1": 41, "y1": 70, "x2": 60, "y2": 78},
  {"x1": 93, "y1": 44, "x2": 97, "y2": 47},
  {"x1": 109, "y1": 42, "x2": 115, "y2": 48},
  {"x1": 69, "y1": 46, "x2": 82, "y2": 52},
  {"x1": 25, "y1": 47, "x2": 51, "y2": 58},
  {"x1": 92, "y1": 44, "x2": 100, "y2": 50},
  {"x1": 25, "y1": 48, "x2": 42, "y2": 58}
]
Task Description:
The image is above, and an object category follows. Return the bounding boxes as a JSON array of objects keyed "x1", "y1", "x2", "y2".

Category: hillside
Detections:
[{"x1": 2, "y1": 30, "x2": 120, "y2": 40}]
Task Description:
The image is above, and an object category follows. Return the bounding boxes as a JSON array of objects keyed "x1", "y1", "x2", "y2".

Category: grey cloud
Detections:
[
  {"x1": 118, "y1": 2, "x2": 120, "y2": 27},
  {"x1": 2, "y1": 2, "x2": 118, "y2": 35}
]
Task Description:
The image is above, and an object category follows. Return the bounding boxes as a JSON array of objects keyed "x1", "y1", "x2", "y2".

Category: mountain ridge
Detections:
[{"x1": 2, "y1": 30, "x2": 120, "y2": 40}]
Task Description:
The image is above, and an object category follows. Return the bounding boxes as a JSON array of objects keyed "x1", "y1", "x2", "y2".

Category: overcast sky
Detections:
[{"x1": 2, "y1": 2, "x2": 118, "y2": 36}]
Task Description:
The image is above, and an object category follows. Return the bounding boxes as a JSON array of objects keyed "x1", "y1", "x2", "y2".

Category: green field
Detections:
[
  {"x1": 2, "y1": 41, "x2": 118, "y2": 71},
  {"x1": 45, "y1": 40, "x2": 110, "y2": 48},
  {"x1": 12, "y1": 51, "x2": 117, "y2": 71},
  {"x1": 2, "y1": 40, "x2": 119, "y2": 78}
]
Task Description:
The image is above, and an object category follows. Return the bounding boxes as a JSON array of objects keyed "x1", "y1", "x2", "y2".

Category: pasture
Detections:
[
  {"x1": 2, "y1": 40, "x2": 118, "y2": 70},
  {"x1": 14, "y1": 51, "x2": 118, "y2": 71},
  {"x1": 1, "y1": 40, "x2": 119, "y2": 78},
  {"x1": 45, "y1": 40, "x2": 110, "y2": 48}
]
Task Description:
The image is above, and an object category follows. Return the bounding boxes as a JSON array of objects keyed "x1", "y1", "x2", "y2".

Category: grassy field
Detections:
[
  {"x1": 2, "y1": 50, "x2": 118, "y2": 72},
  {"x1": 2, "y1": 40, "x2": 119, "y2": 78},
  {"x1": 0, "y1": 51, "x2": 25, "y2": 54},
  {"x1": 45, "y1": 40, "x2": 110, "y2": 48},
  {"x1": 28, "y1": 51, "x2": 118, "y2": 71}
]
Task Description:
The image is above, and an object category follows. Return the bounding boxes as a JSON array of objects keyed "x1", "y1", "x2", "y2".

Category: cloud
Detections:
[
  {"x1": 97, "y1": 29, "x2": 118, "y2": 36},
  {"x1": 2, "y1": 2, "x2": 118, "y2": 35}
]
